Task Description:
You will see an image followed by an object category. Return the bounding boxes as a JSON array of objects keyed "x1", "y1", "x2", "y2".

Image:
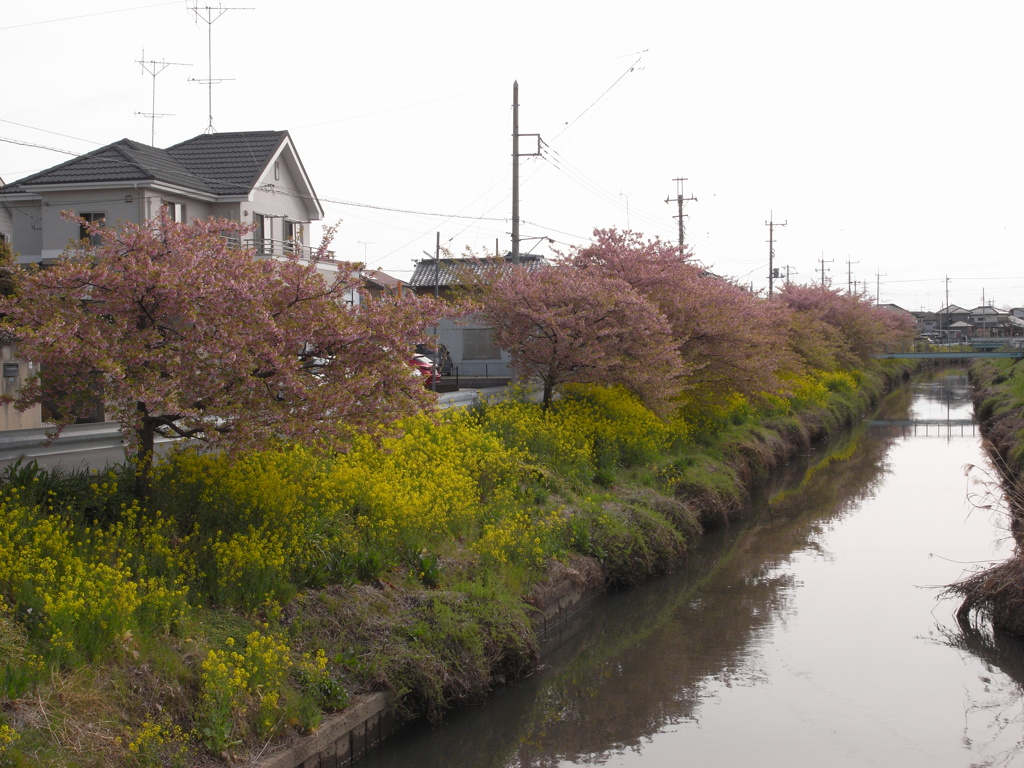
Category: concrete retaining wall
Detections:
[
  {"x1": 255, "y1": 574, "x2": 599, "y2": 768},
  {"x1": 256, "y1": 692, "x2": 395, "y2": 768}
]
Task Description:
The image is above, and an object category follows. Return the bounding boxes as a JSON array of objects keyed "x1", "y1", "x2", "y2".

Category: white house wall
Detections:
[
  {"x1": 6, "y1": 200, "x2": 42, "y2": 260},
  {"x1": 248, "y1": 157, "x2": 315, "y2": 248},
  {"x1": 23, "y1": 189, "x2": 142, "y2": 262}
]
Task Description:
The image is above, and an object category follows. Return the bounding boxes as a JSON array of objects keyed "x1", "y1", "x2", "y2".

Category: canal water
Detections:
[{"x1": 361, "y1": 372, "x2": 1024, "y2": 768}]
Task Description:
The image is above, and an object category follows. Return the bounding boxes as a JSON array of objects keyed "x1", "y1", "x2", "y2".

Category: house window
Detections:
[
  {"x1": 163, "y1": 201, "x2": 186, "y2": 222},
  {"x1": 463, "y1": 328, "x2": 500, "y2": 360},
  {"x1": 283, "y1": 220, "x2": 303, "y2": 254},
  {"x1": 252, "y1": 213, "x2": 267, "y2": 253},
  {"x1": 79, "y1": 212, "x2": 105, "y2": 247}
]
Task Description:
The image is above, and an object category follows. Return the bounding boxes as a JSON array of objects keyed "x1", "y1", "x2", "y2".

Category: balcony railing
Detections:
[{"x1": 243, "y1": 238, "x2": 337, "y2": 262}]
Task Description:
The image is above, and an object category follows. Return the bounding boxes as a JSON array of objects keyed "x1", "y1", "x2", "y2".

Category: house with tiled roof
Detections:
[
  {"x1": 0, "y1": 130, "x2": 332, "y2": 431},
  {"x1": 0, "y1": 130, "x2": 329, "y2": 272},
  {"x1": 407, "y1": 254, "x2": 548, "y2": 383},
  {"x1": 967, "y1": 305, "x2": 1007, "y2": 337}
]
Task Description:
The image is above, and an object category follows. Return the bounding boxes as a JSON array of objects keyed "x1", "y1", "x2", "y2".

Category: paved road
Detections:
[{"x1": 0, "y1": 386, "x2": 523, "y2": 472}]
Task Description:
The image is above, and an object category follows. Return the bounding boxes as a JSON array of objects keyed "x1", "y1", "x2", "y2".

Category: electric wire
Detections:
[{"x1": 0, "y1": 1, "x2": 181, "y2": 30}]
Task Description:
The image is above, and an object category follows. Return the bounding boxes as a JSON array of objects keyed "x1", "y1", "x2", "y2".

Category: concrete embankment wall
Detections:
[
  {"x1": 256, "y1": 575, "x2": 602, "y2": 768},
  {"x1": 256, "y1": 693, "x2": 396, "y2": 768}
]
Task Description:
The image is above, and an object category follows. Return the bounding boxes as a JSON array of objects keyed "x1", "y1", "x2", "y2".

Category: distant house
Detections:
[
  {"x1": 967, "y1": 305, "x2": 1007, "y2": 337},
  {"x1": 877, "y1": 303, "x2": 916, "y2": 331},
  {"x1": 935, "y1": 305, "x2": 969, "y2": 339},
  {"x1": 0, "y1": 130, "x2": 332, "y2": 431},
  {"x1": 408, "y1": 254, "x2": 548, "y2": 382},
  {"x1": 911, "y1": 310, "x2": 938, "y2": 335},
  {"x1": 946, "y1": 321, "x2": 973, "y2": 341},
  {"x1": 360, "y1": 269, "x2": 408, "y2": 301}
]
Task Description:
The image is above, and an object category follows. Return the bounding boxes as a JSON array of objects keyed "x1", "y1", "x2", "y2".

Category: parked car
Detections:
[
  {"x1": 414, "y1": 343, "x2": 453, "y2": 375},
  {"x1": 408, "y1": 354, "x2": 442, "y2": 387}
]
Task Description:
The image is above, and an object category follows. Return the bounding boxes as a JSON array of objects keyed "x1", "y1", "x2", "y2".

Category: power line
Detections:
[{"x1": 0, "y1": 1, "x2": 180, "y2": 30}]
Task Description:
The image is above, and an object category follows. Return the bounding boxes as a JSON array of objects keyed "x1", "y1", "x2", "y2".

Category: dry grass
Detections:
[{"x1": 943, "y1": 441, "x2": 1024, "y2": 634}]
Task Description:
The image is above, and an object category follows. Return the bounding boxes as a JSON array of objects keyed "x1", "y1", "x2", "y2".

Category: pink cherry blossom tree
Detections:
[
  {"x1": 568, "y1": 229, "x2": 798, "y2": 401},
  {"x1": 777, "y1": 282, "x2": 914, "y2": 367},
  {"x1": 473, "y1": 261, "x2": 688, "y2": 412},
  {"x1": 1, "y1": 210, "x2": 446, "y2": 495}
]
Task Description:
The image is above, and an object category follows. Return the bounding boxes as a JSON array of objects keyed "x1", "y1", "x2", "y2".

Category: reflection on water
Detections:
[{"x1": 361, "y1": 371, "x2": 1022, "y2": 768}]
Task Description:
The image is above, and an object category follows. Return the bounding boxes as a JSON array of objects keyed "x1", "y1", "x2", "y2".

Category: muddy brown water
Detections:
[{"x1": 360, "y1": 372, "x2": 1024, "y2": 768}]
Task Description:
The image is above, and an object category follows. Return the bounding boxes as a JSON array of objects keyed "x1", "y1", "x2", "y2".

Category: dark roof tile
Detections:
[
  {"x1": 408, "y1": 255, "x2": 547, "y2": 288},
  {"x1": 0, "y1": 131, "x2": 288, "y2": 197}
]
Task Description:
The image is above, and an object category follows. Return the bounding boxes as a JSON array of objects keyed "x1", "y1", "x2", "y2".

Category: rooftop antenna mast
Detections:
[
  {"x1": 135, "y1": 50, "x2": 191, "y2": 146},
  {"x1": 188, "y1": 3, "x2": 253, "y2": 133}
]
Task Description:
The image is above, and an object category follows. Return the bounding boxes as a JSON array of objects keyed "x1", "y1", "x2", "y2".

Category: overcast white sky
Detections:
[{"x1": 3, "y1": 1, "x2": 1023, "y2": 311}]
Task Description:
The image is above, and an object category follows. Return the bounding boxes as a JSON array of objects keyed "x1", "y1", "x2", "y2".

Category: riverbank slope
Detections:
[
  {"x1": 0, "y1": 362, "x2": 918, "y2": 768},
  {"x1": 943, "y1": 358, "x2": 1024, "y2": 632}
]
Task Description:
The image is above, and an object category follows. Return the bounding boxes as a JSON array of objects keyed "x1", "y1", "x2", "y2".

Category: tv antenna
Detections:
[
  {"x1": 188, "y1": 3, "x2": 253, "y2": 133},
  {"x1": 135, "y1": 50, "x2": 191, "y2": 145}
]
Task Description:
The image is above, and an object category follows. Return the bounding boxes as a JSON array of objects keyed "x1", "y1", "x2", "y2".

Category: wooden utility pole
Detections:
[
  {"x1": 846, "y1": 256, "x2": 860, "y2": 293},
  {"x1": 665, "y1": 178, "x2": 697, "y2": 255},
  {"x1": 765, "y1": 212, "x2": 787, "y2": 298},
  {"x1": 818, "y1": 252, "x2": 834, "y2": 286},
  {"x1": 511, "y1": 81, "x2": 541, "y2": 264}
]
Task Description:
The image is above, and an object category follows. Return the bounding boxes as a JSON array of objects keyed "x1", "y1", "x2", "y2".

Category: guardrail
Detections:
[{"x1": 875, "y1": 340, "x2": 1024, "y2": 359}]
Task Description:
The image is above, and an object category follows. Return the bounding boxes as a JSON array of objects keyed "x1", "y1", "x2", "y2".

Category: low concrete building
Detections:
[{"x1": 408, "y1": 255, "x2": 547, "y2": 383}]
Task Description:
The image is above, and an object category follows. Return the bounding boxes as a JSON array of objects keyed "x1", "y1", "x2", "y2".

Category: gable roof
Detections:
[
  {"x1": 165, "y1": 131, "x2": 293, "y2": 195},
  {"x1": 362, "y1": 269, "x2": 406, "y2": 291},
  {"x1": 2, "y1": 139, "x2": 214, "y2": 193},
  {"x1": 1, "y1": 131, "x2": 320, "y2": 216},
  {"x1": 878, "y1": 303, "x2": 912, "y2": 314}
]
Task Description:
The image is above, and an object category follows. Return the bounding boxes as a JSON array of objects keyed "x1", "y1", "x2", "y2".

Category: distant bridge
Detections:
[
  {"x1": 867, "y1": 418, "x2": 977, "y2": 438},
  {"x1": 874, "y1": 340, "x2": 1024, "y2": 360}
]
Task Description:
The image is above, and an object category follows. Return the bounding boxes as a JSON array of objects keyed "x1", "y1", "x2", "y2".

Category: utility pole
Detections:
[
  {"x1": 188, "y1": 3, "x2": 252, "y2": 133},
  {"x1": 818, "y1": 252, "x2": 834, "y2": 286},
  {"x1": 135, "y1": 51, "x2": 190, "y2": 145},
  {"x1": 665, "y1": 178, "x2": 697, "y2": 255},
  {"x1": 433, "y1": 232, "x2": 440, "y2": 392},
  {"x1": 846, "y1": 256, "x2": 860, "y2": 293},
  {"x1": 941, "y1": 274, "x2": 950, "y2": 339},
  {"x1": 511, "y1": 81, "x2": 541, "y2": 264},
  {"x1": 765, "y1": 212, "x2": 786, "y2": 298},
  {"x1": 875, "y1": 269, "x2": 886, "y2": 306}
]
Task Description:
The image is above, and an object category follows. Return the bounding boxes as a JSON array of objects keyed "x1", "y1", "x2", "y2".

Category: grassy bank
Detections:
[
  {"x1": 0, "y1": 362, "x2": 915, "y2": 767},
  {"x1": 943, "y1": 357, "x2": 1024, "y2": 633}
]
